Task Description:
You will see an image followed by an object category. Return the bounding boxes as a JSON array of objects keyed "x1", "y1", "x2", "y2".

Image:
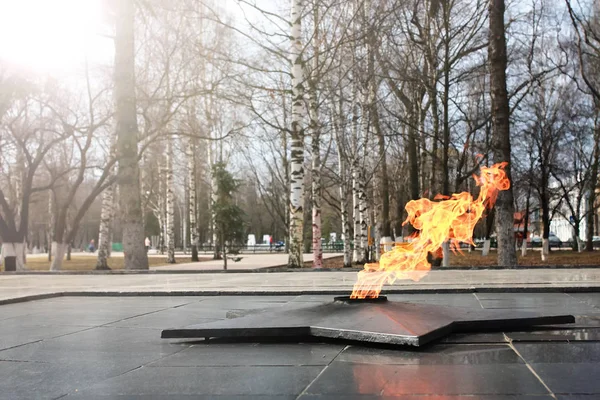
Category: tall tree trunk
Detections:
[
  {"x1": 408, "y1": 121, "x2": 420, "y2": 201},
  {"x1": 114, "y1": 0, "x2": 148, "y2": 270},
  {"x1": 209, "y1": 141, "x2": 220, "y2": 259},
  {"x1": 166, "y1": 136, "x2": 176, "y2": 264},
  {"x1": 587, "y1": 115, "x2": 599, "y2": 251},
  {"x1": 188, "y1": 138, "x2": 199, "y2": 261},
  {"x1": 340, "y1": 168, "x2": 352, "y2": 267},
  {"x1": 96, "y1": 184, "x2": 114, "y2": 270},
  {"x1": 541, "y1": 187, "x2": 551, "y2": 260},
  {"x1": 352, "y1": 163, "x2": 363, "y2": 263},
  {"x1": 158, "y1": 163, "x2": 166, "y2": 254},
  {"x1": 522, "y1": 187, "x2": 531, "y2": 257},
  {"x1": 489, "y1": 0, "x2": 517, "y2": 266},
  {"x1": 358, "y1": 170, "x2": 368, "y2": 262},
  {"x1": 288, "y1": 0, "x2": 306, "y2": 268},
  {"x1": 47, "y1": 191, "x2": 53, "y2": 262},
  {"x1": 310, "y1": 4, "x2": 322, "y2": 269}
]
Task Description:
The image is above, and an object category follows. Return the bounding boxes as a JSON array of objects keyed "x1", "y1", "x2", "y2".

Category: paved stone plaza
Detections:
[
  {"x1": 1, "y1": 268, "x2": 600, "y2": 303},
  {"x1": 0, "y1": 292, "x2": 599, "y2": 399}
]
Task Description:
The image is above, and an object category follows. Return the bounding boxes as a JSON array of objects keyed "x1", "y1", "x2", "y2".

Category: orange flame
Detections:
[{"x1": 350, "y1": 162, "x2": 510, "y2": 299}]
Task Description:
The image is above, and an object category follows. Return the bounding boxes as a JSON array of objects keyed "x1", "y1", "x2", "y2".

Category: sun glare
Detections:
[{"x1": 0, "y1": 0, "x2": 110, "y2": 73}]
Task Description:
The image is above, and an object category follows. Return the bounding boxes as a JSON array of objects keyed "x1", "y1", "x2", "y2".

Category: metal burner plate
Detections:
[{"x1": 161, "y1": 300, "x2": 574, "y2": 347}]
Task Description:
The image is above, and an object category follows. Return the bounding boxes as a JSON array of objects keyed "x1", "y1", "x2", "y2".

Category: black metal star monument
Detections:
[{"x1": 161, "y1": 295, "x2": 574, "y2": 347}]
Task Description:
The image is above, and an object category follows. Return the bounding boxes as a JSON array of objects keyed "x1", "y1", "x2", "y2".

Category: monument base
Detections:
[{"x1": 162, "y1": 298, "x2": 575, "y2": 347}]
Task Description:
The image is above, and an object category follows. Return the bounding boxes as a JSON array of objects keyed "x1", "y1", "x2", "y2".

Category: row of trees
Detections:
[{"x1": 0, "y1": 0, "x2": 599, "y2": 271}]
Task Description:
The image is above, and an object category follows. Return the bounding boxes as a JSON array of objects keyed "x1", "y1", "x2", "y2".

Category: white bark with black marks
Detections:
[
  {"x1": 166, "y1": 136, "x2": 176, "y2": 264},
  {"x1": 96, "y1": 184, "x2": 114, "y2": 270},
  {"x1": 188, "y1": 138, "x2": 199, "y2": 261},
  {"x1": 288, "y1": 0, "x2": 306, "y2": 268}
]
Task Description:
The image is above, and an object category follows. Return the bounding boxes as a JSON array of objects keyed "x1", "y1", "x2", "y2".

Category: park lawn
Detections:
[
  {"x1": 310, "y1": 250, "x2": 600, "y2": 268},
  {"x1": 16, "y1": 256, "x2": 210, "y2": 271}
]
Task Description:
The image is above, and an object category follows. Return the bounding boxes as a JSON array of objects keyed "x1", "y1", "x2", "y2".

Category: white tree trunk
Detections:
[
  {"x1": 208, "y1": 140, "x2": 219, "y2": 259},
  {"x1": 352, "y1": 165, "x2": 362, "y2": 263},
  {"x1": 96, "y1": 184, "x2": 114, "y2": 270},
  {"x1": 166, "y1": 136, "x2": 176, "y2": 264},
  {"x1": 50, "y1": 242, "x2": 67, "y2": 271},
  {"x1": 47, "y1": 191, "x2": 54, "y2": 262},
  {"x1": 541, "y1": 238, "x2": 549, "y2": 261},
  {"x1": 442, "y1": 241, "x2": 450, "y2": 267},
  {"x1": 358, "y1": 171, "x2": 368, "y2": 262},
  {"x1": 338, "y1": 155, "x2": 352, "y2": 268},
  {"x1": 482, "y1": 239, "x2": 491, "y2": 256},
  {"x1": 187, "y1": 138, "x2": 199, "y2": 261},
  {"x1": 309, "y1": 4, "x2": 322, "y2": 269},
  {"x1": 521, "y1": 239, "x2": 528, "y2": 257},
  {"x1": 288, "y1": 0, "x2": 306, "y2": 268},
  {"x1": 1, "y1": 242, "x2": 26, "y2": 271}
]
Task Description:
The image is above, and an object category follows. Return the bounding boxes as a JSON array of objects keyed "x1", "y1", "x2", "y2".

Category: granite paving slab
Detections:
[
  {"x1": 530, "y1": 363, "x2": 600, "y2": 394},
  {"x1": 303, "y1": 362, "x2": 550, "y2": 396},
  {"x1": 335, "y1": 343, "x2": 522, "y2": 365},
  {"x1": 151, "y1": 343, "x2": 345, "y2": 367},
  {"x1": 71, "y1": 366, "x2": 324, "y2": 397}
]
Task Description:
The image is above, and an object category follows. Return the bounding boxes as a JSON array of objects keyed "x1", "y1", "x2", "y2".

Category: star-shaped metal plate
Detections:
[{"x1": 161, "y1": 298, "x2": 575, "y2": 347}]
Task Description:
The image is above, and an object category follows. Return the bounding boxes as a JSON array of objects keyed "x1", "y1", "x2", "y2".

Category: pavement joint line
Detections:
[
  {"x1": 505, "y1": 334, "x2": 557, "y2": 399},
  {"x1": 295, "y1": 344, "x2": 349, "y2": 399},
  {"x1": 473, "y1": 293, "x2": 485, "y2": 309}
]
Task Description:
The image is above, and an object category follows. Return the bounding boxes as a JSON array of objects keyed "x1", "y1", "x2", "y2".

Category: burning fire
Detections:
[{"x1": 350, "y1": 162, "x2": 511, "y2": 299}]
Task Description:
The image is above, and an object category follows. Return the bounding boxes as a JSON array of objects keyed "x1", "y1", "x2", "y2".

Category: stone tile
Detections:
[
  {"x1": 74, "y1": 366, "x2": 323, "y2": 396},
  {"x1": 440, "y1": 332, "x2": 507, "y2": 344},
  {"x1": 152, "y1": 343, "x2": 344, "y2": 367},
  {"x1": 0, "y1": 323, "x2": 89, "y2": 351},
  {"x1": 573, "y1": 315, "x2": 600, "y2": 326},
  {"x1": 567, "y1": 293, "x2": 600, "y2": 309},
  {"x1": 0, "y1": 360, "x2": 125, "y2": 400},
  {"x1": 513, "y1": 342, "x2": 600, "y2": 363},
  {"x1": 107, "y1": 307, "x2": 220, "y2": 329},
  {"x1": 299, "y1": 396, "x2": 553, "y2": 400},
  {"x1": 0, "y1": 326, "x2": 186, "y2": 366},
  {"x1": 336, "y1": 344, "x2": 522, "y2": 365},
  {"x1": 67, "y1": 396, "x2": 296, "y2": 400},
  {"x1": 386, "y1": 294, "x2": 482, "y2": 309},
  {"x1": 506, "y1": 328, "x2": 600, "y2": 342},
  {"x1": 305, "y1": 363, "x2": 548, "y2": 395},
  {"x1": 532, "y1": 363, "x2": 600, "y2": 394}
]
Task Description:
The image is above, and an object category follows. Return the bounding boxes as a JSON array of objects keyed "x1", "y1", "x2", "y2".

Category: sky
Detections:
[{"x1": 0, "y1": 0, "x2": 243, "y2": 76}]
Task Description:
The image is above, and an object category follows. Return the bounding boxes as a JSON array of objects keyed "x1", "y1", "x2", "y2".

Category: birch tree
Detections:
[{"x1": 288, "y1": 0, "x2": 306, "y2": 268}]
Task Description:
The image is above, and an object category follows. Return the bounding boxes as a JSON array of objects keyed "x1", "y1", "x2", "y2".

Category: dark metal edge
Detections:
[{"x1": 161, "y1": 326, "x2": 311, "y2": 339}]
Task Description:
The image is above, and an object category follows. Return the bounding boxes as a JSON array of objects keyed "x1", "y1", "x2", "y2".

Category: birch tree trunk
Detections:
[
  {"x1": 188, "y1": 138, "x2": 199, "y2": 261},
  {"x1": 339, "y1": 160, "x2": 352, "y2": 267},
  {"x1": 352, "y1": 163, "x2": 364, "y2": 263},
  {"x1": 95, "y1": 184, "x2": 114, "y2": 270},
  {"x1": 208, "y1": 140, "x2": 220, "y2": 259},
  {"x1": 115, "y1": 0, "x2": 148, "y2": 270},
  {"x1": 288, "y1": 0, "x2": 306, "y2": 268},
  {"x1": 489, "y1": 0, "x2": 517, "y2": 266},
  {"x1": 310, "y1": 4, "x2": 322, "y2": 269},
  {"x1": 358, "y1": 170, "x2": 368, "y2": 262},
  {"x1": 166, "y1": 136, "x2": 176, "y2": 264},
  {"x1": 47, "y1": 191, "x2": 53, "y2": 262}
]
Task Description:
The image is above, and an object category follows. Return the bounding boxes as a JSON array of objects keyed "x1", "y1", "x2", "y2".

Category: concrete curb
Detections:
[{"x1": 1, "y1": 286, "x2": 599, "y2": 306}]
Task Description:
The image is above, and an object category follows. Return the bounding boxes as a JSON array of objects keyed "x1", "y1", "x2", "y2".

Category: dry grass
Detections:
[
  {"x1": 305, "y1": 250, "x2": 600, "y2": 269},
  {"x1": 13, "y1": 256, "x2": 211, "y2": 272}
]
